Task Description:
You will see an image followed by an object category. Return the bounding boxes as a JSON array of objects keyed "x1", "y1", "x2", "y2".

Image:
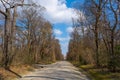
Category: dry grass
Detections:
[{"x1": 0, "y1": 65, "x2": 34, "y2": 80}]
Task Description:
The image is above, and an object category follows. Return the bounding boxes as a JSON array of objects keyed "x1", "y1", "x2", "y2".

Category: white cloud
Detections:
[
  {"x1": 54, "y1": 29, "x2": 63, "y2": 35},
  {"x1": 56, "y1": 36, "x2": 70, "y2": 41},
  {"x1": 34, "y1": 0, "x2": 79, "y2": 24},
  {"x1": 66, "y1": 27, "x2": 74, "y2": 33}
]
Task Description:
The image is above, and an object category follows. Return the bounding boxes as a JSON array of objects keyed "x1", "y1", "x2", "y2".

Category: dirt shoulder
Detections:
[{"x1": 0, "y1": 65, "x2": 34, "y2": 80}]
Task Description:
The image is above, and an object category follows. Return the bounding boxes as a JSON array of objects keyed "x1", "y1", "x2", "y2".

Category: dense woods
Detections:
[
  {"x1": 0, "y1": 0, "x2": 63, "y2": 70},
  {"x1": 67, "y1": 0, "x2": 120, "y2": 72}
]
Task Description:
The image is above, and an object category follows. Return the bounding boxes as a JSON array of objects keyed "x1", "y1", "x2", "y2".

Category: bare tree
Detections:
[{"x1": 0, "y1": 0, "x2": 34, "y2": 69}]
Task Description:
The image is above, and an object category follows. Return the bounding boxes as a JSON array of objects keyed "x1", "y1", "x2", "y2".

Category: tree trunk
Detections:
[
  {"x1": 109, "y1": 30, "x2": 116, "y2": 72},
  {"x1": 3, "y1": 8, "x2": 11, "y2": 69},
  {"x1": 95, "y1": 17, "x2": 99, "y2": 67}
]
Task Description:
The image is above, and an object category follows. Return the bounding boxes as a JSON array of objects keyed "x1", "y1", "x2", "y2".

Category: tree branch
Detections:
[
  {"x1": 109, "y1": 0, "x2": 118, "y2": 31},
  {"x1": 0, "y1": 9, "x2": 7, "y2": 16}
]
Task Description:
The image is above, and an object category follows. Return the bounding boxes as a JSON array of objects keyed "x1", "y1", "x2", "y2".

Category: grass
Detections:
[
  {"x1": 0, "y1": 65, "x2": 34, "y2": 80},
  {"x1": 71, "y1": 62, "x2": 120, "y2": 80},
  {"x1": 0, "y1": 61, "x2": 55, "y2": 80},
  {"x1": 81, "y1": 65, "x2": 120, "y2": 80}
]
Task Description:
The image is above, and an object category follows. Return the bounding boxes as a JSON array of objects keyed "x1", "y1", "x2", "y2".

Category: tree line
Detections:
[
  {"x1": 67, "y1": 0, "x2": 120, "y2": 72},
  {"x1": 0, "y1": 0, "x2": 63, "y2": 70}
]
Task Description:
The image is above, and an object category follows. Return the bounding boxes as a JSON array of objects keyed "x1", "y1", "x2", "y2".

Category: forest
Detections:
[
  {"x1": 0, "y1": 0, "x2": 63, "y2": 79},
  {"x1": 67, "y1": 0, "x2": 120, "y2": 79},
  {"x1": 0, "y1": 0, "x2": 120, "y2": 80}
]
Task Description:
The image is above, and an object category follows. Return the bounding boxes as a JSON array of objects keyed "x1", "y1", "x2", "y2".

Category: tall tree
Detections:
[{"x1": 0, "y1": 0, "x2": 34, "y2": 69}]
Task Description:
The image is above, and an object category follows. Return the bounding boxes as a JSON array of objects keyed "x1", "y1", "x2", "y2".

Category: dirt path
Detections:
[{"x1": 19, "y1": 61, "x2": 89, "y2": 80}]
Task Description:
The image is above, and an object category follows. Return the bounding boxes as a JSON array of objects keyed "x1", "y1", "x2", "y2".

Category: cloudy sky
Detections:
[{"x1": 35, "y1": 0, "x2": 84, "y2": 56}]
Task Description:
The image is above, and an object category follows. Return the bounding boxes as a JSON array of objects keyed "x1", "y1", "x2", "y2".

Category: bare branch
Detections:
[
  {"x1": 109, "y1": 0, "x2": 118, "y2": 30},
  {"x1": 0, "y1": 9, "x2": 7, "y2": 16},
  {"x1": 1, "y1": 0, "x2": 7, "y2": 8}
]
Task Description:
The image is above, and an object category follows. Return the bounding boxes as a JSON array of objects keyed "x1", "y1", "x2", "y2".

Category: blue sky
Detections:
[{"x1": 36, "y1": 0, "x2": 84, "y2": 56}]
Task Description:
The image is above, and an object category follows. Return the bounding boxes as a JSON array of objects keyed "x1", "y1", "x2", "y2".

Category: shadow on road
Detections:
[
  {"x1": 7, "y1": 69, "x2": 22, "y2": 78},
  {"x1": 24, "y1": 76, "x2": 64, "y2": 80},
  {"x1": 20, "y1": 61, "x2": 89, "y2": 80}
]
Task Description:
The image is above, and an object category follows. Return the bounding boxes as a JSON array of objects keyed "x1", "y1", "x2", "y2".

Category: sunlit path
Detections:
[{"x1": 19, "y1": 61, "x2": 89, "y2": 80}]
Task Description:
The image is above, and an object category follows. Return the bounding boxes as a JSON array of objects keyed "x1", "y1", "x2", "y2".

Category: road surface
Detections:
[{"x1": 19, "y1": 61, "x2": 89, "y2": 80}]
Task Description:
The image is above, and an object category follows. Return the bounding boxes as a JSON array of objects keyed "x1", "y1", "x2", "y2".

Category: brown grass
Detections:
[{"x1": 0, "y1": 65, "x2": 34, "y2": 80}]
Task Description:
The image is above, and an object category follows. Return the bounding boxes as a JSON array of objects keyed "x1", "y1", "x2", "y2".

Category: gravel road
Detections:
[{"x1": 19, "y1": 61, "x2": 89, "y2": 80}]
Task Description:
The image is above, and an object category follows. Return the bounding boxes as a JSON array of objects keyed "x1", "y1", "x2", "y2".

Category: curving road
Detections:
[{"x1": 19, "y1": 61, "x2": 89, "y2": 80}]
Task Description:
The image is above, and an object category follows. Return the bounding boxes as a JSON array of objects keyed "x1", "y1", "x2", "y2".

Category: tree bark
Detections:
[{"x1": 3, "y1": 8, "x2": 11, "y2": 69}]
